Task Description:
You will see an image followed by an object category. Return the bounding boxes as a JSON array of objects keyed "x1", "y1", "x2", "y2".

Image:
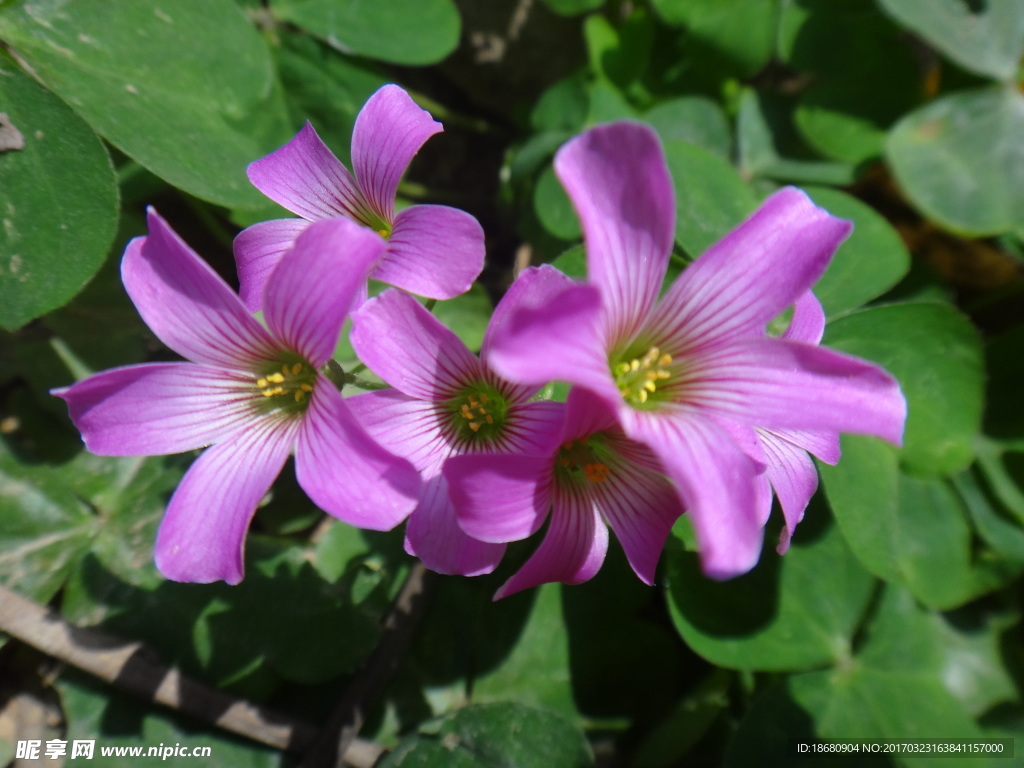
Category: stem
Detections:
[
  {"x1": 299, "y1": 562, "x2": 435, "y2": 768},
  {"x1": 0, "y1": 585, "x2": 382, "y2": 767}
]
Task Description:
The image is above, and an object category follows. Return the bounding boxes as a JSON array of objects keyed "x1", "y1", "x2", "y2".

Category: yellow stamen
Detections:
[{"x1": 613, "y1": 346, "x2": 673, "y2": 406}]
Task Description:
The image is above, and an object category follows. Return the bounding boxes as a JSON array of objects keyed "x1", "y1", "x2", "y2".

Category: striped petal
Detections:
[
  {"x1": 246, "y1": 121, "x2": 371, "y2": 222},
  {"x1": 154, "y1": 416, "x2": 297, "y2": 584},
  {"x1": 444, "y1": 452, "x2": 553, "y2": 543},
  {"x1": 123, "y1": 209, "x2": 274, "y2": 368},
  {"x1": 758, "y1": 429, "x2": 820, "y2": 554},
  {"x1": 404, "y1": 474, "x2": 506, "y2": 576},
  {"x1": 295, "y1": 384, "x2": 421, "y2": 531},
  {"x1": 484, "y1": 268, "x2": 619, "y2": 404},
  {"x1": 351, "y1": 288, "x2": 482, "y2": 400},
  {"x1": 346, "y1": 390, "x2": 452, "y2": 474},
  {"x1": 623, "y1": 408, "x2": 764, "y2": 579},
  {"x1": 53, "y1": 363, "x2": 255, "y2": 457},
  {"x1": 592, "y1": 435, "x2": 684, "y2": 585},
  {"x1": 495, "y1": 490, "x2": 609, "y2": 600},
  {"x1": 351, "y1": 84, "x2": 442, "y2": 221},
  {"x1": 650, "y1": 187, "x2": 851, "y2": 352},
  {"x1": 263, "y1": 218, "x2": 385, "y2": 367},
  {"x1": 373, "y1": 204, "x2": 485, "y2": 300},
  {"x1": 233, "y1": 218, "x2": 310, "y2": 313},
  {"x1": 783, "y1": 291, "x2": 826, "y2": 344},
  {"x1": 554, "y1": 123, "x2": 674, "y2": 346},
  {"x1": 690, "y1": 338, "x2": 907, "y2": 445}
]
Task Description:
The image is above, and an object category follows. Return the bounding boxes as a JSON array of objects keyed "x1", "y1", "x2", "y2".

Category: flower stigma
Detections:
[
  {"x1": 254, "y1": 353, "x2": 317, "y2": 415},
  {"x1": 447, "y1": 382, "x2": 510, "y2": 443},
  {"x1": 556, "y1": 436, "x2": 611, "y2": 485},
  {"x1": 612, "y1": 345, "x2": 673, "y2": 407}
]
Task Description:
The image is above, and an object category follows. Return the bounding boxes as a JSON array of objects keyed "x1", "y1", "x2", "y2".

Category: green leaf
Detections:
[
  {"x1": 0, "y1": 0, "x2": 289, "y2": 208},
  {"x1": 0, "y1": 446, "x2": 99, "y2": 602},
  {"x1": 531, "y1": 72, "x2": 589, "y2": 133},
  {"x1": 644, "y1": 97, "x2": 731, "y2": 160},
  {"x1": 273, "y1": 31, "x2": 387, "y2": 166},
  {"x1": 561, "y1": 547, "x2": 683, "y2": 722},
  {"x1": 59, "y1": 674, "x2": 281, "y2": 767},
  {"x1": 472, "y1": 584, "x2": 577, "y2": 717},
  {"x1": 666, "y1": 513, "x2": 874, "y2": 671},
  {"x1": 432, "y1": 284, "x2": 494, "y2": 354},
  {"x1": 820, "y1": 437, "x2": 1005, "y2": 609},
  {"x1": 0, "y1": 58, "x2": 117, "y2": 330},
  {"x1": 804, "y1": 187, "x2": 910, "y2": 315},
  {"x1": 824, "y1": 302, "x2": 983, "y2": 475},
  {"x1": 984, "y1": 324, "x2": 1024, "y2": 439},
  {"x1": 794, "y1": 81, "x2": 912, "y2": 164},
  {"x1": 663, "y1": 140, "x2": 757, "y2": 257},
  {"x1": 728, "y1": 587, "x2": 990, "y2": 768},
  {"x1": 878, "y1": 0, "x2": 1024, "y2": 82},
  {"x1": 737, "y1": 89, "x2": 857, "y2": 185},
  {"x1": 583, "y1": 11, "x2": 653, "y2": 92},
  {"x1": 65, "y1": 539, "x2": 386, "y2": 693},
  {"x1": 886, "y1": 87, "x2": 1024, "y2": 236},
  {"x1": 379, "y1": 703, "x2": 593, "y2": 768},
  {"x1": 272, "y1": 0, "x2": 460, "y2": 66},
  {"x1": 534, "y1": 164, "x2": 582, "y2": 242},
  {"x1": 649, "y1": 0, "x2": 779, "y2": 77}
]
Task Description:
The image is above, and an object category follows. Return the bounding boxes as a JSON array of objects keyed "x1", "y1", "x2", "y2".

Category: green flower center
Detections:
[
  {"x1": 555, "y1": 434, "x2": 612, "y2": 486},
  {"x1": 253, "y1": 353, "x2": 317, "y2": 415},
  {"x1": 611, "y1": 345, "x2": 673, "y2": 408},
  {"x1": 446, "y1": 382, "x2": 510, "y2": 443}
]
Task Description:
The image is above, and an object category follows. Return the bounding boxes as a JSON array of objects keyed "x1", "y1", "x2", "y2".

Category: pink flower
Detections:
[
  {"x1": 754, "y1": 291, "x2": 841, "y2": 554},
  {"x1": 485, "y1": 122, "x2": 906, "y2": 579},
  {"x1": 445, "y1": 377, "x2": 684, "y2": 599},
  {"x1": 234, "y1": 84, "x2": 484, "y2": 311},
  {"x1": 54, "y1": 210, "x2": 421, "y2": 584},
  {"x1": 346, "y1": 281, "x2": 565, "y2": 577}
]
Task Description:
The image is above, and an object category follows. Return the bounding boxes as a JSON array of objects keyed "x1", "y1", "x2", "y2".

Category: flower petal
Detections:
[
  {"x1": 373, "y1": 204, "x2": 484, "y2": 299},
  {"x1": 53, "y1": 363, "x2": 255, "y2": 456},
  {"x1": 495, "y1": 490, "x2": 609, "y2": 599},
  {"x1": 484, "y1": 268, "x2": 620, "y2": 404},
  {"x1": 295, "y1": 383, "x2": 421, "y2": 530},
  {"x1": 123, "y1": 209, "x2": 274, "y2": 368},
  {"x1": 263, "y1": 218, "x2": 386, "y2": 366},
  {"x1": 351, "y1": 84, "x2": 442, "y2": 221},
  {"x1": 651, "y1": 187, "x2": 851, "y2": 351},
  {"x1": 444, "y1": 453, "x2": 553, "y2": 543},
  {"x1": 623, "y1": 408, "x2": 764, "y2": 579},
  {"x1": 154, "y1": 417, "x2": 296, "y2": 584},
  {"x1": 783, "y1": 291, "x2": 825, "y2": 344},
  {"x1": 554, "y1": 123, "x2": 674, "y2": 345},
  {"x1": 692, "y1": 338, "x2": 907, "y2": 445},
  {"x1": 592, "y1": 436, "x2": 684, "y2": 584},
  {"x1": 351, "y1": 288, "x2": 481, "y2": 399},
  {"x1": 758, "y1": 429, "x2": 819, "y2": 554},
  {"x1": 233, "y1": 218, "x2": 310, "y2": 313},
  {"x1": 346, "y1": 390, "x2": 452, "y2": 474},
  {"x1": 499, "y1": 400, "x2": 567, "y2": 456},
  {"x1": 246, "y1": 122, "x2": 369, "y2": 222},
  {"x1": 404, "y1": 474, "x2": 506, "y2": 576},
  {"x1": 769, "y1": 427, "x2": 840, "y2": 465}
]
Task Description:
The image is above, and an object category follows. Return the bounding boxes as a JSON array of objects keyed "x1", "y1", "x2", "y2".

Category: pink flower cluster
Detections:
[{"x1": 55, "y1": 85, "x2": 906, "y2": 596}]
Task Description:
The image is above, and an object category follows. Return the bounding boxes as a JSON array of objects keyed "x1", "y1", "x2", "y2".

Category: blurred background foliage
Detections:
[{"x1": 1, "y1": 0, "x2": 1023, "y2": 765}]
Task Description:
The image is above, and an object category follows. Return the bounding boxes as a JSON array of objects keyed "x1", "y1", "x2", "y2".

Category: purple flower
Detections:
[
  {"x1": 754, "y1": 291, "x2": 841, "y2": 555},
  {"x1": 445, "y1": 377, "x2": 684, "y2": 600},
  {"x1": 234, "y1": 83, "x2": 485, "y2": 312},
  {"x1": 346, "y1": 280, "x2": 565, "y2": 576},
  {"x1": 485, "y1": 122, "x2": 906, "y2": 580},
  {"x1": 54, "y1": 210, "x2": 421, "y2": 584}
]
